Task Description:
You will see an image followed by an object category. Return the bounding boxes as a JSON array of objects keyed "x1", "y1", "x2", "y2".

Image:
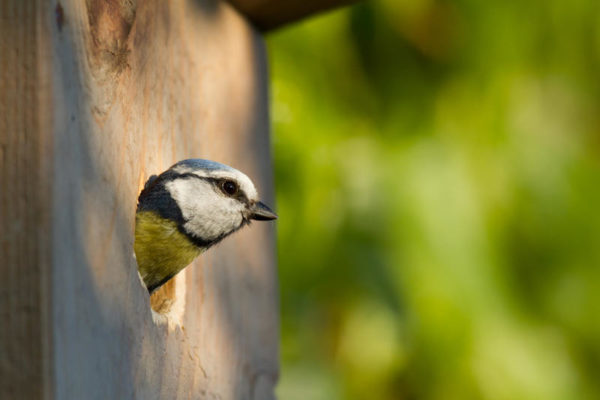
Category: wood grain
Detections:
[
  {"x1": 0, "y1": 1, "x2": 53, "y2": 398},
  {"x1": 1, "y1": 0, "x2": 278, "y2": 398}
]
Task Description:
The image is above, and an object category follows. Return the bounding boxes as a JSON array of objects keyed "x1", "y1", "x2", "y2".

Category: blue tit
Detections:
[{"x1": 134, "y1": 159, "x2": 277, "y2": 294}]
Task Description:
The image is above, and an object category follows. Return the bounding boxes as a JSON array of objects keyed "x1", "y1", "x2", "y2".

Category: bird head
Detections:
[{"x1": 137, "y1": 159, "x2": 277, "y2": 249}]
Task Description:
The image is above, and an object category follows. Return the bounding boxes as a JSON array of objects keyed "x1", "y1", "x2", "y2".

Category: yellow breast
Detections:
[{"x1": 134, "y1": 211, "x2": 203, "y2": 292}]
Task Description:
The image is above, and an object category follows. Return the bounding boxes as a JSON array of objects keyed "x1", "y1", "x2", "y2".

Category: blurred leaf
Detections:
[{"x1": 268, "y1": 1, "x2": 600, "y2": 399}]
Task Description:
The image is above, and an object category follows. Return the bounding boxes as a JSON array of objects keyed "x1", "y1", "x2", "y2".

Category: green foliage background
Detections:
[{"x1": 267, "y1": 1, "x2": 600, "y2": 399}]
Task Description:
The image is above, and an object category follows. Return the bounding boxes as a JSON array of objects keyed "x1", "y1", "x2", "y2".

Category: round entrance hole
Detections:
[
  {"x1": 150, "y1": 278, "x2": 177, "y2": 314},
  {"x1": 148, "y1": 272, "x2": 187, "y2": 326}
]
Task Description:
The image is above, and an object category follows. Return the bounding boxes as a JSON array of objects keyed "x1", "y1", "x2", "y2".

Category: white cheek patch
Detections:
[{"x1": 165, "y1": 178, "x2": 245, "y2": 241}]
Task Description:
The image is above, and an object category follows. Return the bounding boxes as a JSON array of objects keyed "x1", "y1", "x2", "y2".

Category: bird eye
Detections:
[{"x1": 221, "y1": 180, "x2": 238, "y2": 196}]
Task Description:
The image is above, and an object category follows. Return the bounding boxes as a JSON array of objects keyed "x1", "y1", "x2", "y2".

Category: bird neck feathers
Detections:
[{"x1": 135, "y1": 211, "x2": 203, "y2": 293}]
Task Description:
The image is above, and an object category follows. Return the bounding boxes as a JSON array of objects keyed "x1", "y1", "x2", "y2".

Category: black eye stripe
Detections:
[{"x1": 171, "y1": 173, "x2": 251, "y2": 205}]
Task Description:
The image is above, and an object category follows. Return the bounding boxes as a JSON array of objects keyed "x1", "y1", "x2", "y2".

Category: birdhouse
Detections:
[{"x1": 0, "y1": 0, "x2": 356, "y2": 398}]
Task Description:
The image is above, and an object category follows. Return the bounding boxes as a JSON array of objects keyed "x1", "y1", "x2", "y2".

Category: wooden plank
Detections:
[
  {"x1": 2, "y1": 0, "x2": 278, "y2": 398},
  {"x1": 0, "y1": 1, "x2": 53, "y2": 398},
  {"x1": 228, "y1": 0, "x2": 361, "y2": 31}
]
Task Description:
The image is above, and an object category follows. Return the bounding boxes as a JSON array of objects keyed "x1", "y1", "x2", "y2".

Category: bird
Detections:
[{"x1": 134, "y1": 159, "x2": 277, "y2": 294}]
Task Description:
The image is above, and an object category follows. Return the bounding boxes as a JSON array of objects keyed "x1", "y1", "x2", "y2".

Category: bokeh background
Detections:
[{"x1": 266, "y1": 1, "x2": 600, "y2": 399}]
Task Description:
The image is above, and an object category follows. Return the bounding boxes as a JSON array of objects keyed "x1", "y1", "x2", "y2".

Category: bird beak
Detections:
[{"x1": 250, "y1": 201, "x2": 278, "y2": 221}]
